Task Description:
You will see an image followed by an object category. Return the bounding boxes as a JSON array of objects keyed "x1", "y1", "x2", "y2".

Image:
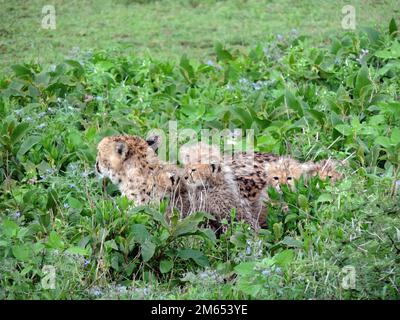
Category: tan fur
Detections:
[
  {"x1": 264, "y1": 157, "x2": 306, "y2": 191},
  {"x1": 313, "y1": 159, "x2": 344, "y2": 183},
  {"x1": 96, "y1": 135, "x2": 184, "y2": 206}
]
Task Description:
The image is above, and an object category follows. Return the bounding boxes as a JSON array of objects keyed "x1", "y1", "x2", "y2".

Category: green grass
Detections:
[
  {"x1": 1, "y1": 0, "x2": 399, "y2": 70},
  {"x1": 0, "y1": 0, "x2": 400, "y2": 300}
]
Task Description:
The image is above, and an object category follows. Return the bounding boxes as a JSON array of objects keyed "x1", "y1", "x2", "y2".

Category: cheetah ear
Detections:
[
  {"x1": 146, "y1": 135, "x2": 162, "y2": 152},
  {"x1": 210, "y1": 162, "x2": 221, "y2": 173},
  {"x1": 116, "y1": 142, "x2": 129, "y2": 160}
]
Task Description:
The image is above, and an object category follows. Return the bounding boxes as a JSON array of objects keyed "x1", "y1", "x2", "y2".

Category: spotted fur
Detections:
[{"x1": 95, "y1": 135, "x2": 184, "y2": 206}]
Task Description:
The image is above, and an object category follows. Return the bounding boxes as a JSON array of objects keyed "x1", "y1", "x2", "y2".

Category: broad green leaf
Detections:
[
  {"x1": 66, "y1": 246, "x2": 89, "y2": 256},
  {"x1": 131, "y1": 224, "x2": 151, "y2": 244},
  {"x1": 10, "y1": 122, "x2": 29, "y2": 144},
  {"x1": 12, "y1": 244, "x2": 32, "y2": 261},
  {"x1": 68, "y1": 197, "x2": 83, "y2": 210},
  {"x1": 159, "y1": 260, "x2": 173, "y2": 273},
  {"x1": 46, "y1": 231, "x2": 64, "y2": 249},
  {"x1": 3, "y1": 219, "x2": 19, "y2": 238},
  {"x1": 234, "y1": 262, "x2": 256, "y2": 275},
  {"x1": 11, "y1": 65, "x2": 33, "y2": 79},
  {"x1": 335, "y1": 124, "x2": 352, "y2": 136},
  {"x1": 173, "y1": 212, "x2": 204, "y2": 237},
  {"x1": 141, "y1": 240, "x2": 156, "y2": 262},
  {"x1": 197, "y1": 228, "x2": 217, "y2": 243},
  {"x1": 236, "y1": 278, "x2": 262, "y2": 297},
  {"x1": 316, "y1": 193, "x2": 333, "y2": 203},
  {"x1": 390, "y1": 127, "x2": 400, "y2": 144},
  {"x1": 354, "y1": 66, "x2": 371, "y2": 98},
  {"x1": 375, "y1": 136, "x2": 392, "y2": 148},
  {"x1": 215, "y1": 42, "x2": 234, "y2": 62},
  {"x1": 17, "y1": 135, "x2": 41, "y2": 158},
  {"x1": 177, "y1": 248, "x2": 209, "y2": 267},
  {"x1": 273, "y1": 249, "x2": 294, "y2": 267},
  {"x1": 280, "y1": 236, "x2": 303, "y2": 248},
  {"x1": 284, "y1": 90, "x2": 304, "y2": 117}
]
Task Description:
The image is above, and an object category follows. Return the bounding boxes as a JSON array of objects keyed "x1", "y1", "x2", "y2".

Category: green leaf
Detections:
[
  {"x1": 141, "y1": 240, "x2": 156, "y2": 262},
  {"x1": 391, "y1": 127, "x2": 400, "y2": 144},
  {"x1": 234, "y1": 262, "x2": 256, "y2": 275},
  {"x1": 236, "y1": 278, "x2": 262, "y2": 297},
  {"x1": 159, "y1": 260, "x2": 173, "y2": 273},
  {"x1": 375, "y1": 42, "x2": 400, "y2": 59},
  {"x1": 316, "y1": 193, "x2": 333, "y2": 203},
  {"x1": 354, "y1": 66, "x2": 371, "y2": 98},
  {"x1": 307, "y1": 109, "x2": 325, "y2": 126},
  {"x1": 46, "y1": 231, "x2": 64, "y2": 249},
  {"x1": 362, "y1": 27, "x2": 382, "y2": 47},
  {"x1": 335, "y1": 124, "x2": 352, "y2": 136},
  {"x1": 17, "y1": 135, "x2": 41, "y2": 158},
  {"x1": 10, "y1": 122, "x2": 29, "y2": 144},
  {"x1": 232, "y1": 107, "x2": 254, "y2": 129},
  {"x1": 173, "y1": 212, "x2": 204, "y2": 238},
  {"x1": 280, "y1": 236, "x2": 303, "y2": 248},
  {"x1": 66, "y1": 246, "x2": 89, "y2": 256},
  {"x1": 177, "y1": 249, "x2": 209, "y2": 267},
  {"x1": 273, "y1": 249, "x2": 294, "y2": 267},
  {"x1": 12, "y1": 244, "x2": 32, "y2": 261},
  {"x1": 375, "y1": 136, "x2": 392, "y2": 148},
  {"x1": 46, "y1": 189, "x2": 59, "y2": 212},
  {"x1": 389, "y1": 17, "x2": 398, "y2": 37},
  {"x1": 3, "y1": 219, "x2": 19, "y2": 238},
  {"x1": 285, "y1": 90, "x2": 304, "y2": 117},
  {"x1": 11, "y1": 65, "x2": 33, "y2": 79},
  {"x1": 197, "y1": 228, "x2": 217, "y2": 243},
  {"x1": 131, "y1": 224, "x2": 151, "y2": 244},
  {"x1": 68, "y1": 197, "x2": 83, "y2": 210},
  {"x1": 284, "y1": 213, "x2": 298, "y2": 224},
  {"x1": 179, "y1": 55, "x2": 195, "y2": 84},
  {"x1": 215, "y1": 42, "x2": 234, "y2": 62},
  {"x1": 151, "y1": 211, "x2": 169, "y2": 229}
]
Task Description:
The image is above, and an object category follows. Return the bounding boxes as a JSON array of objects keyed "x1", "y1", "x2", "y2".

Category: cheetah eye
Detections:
[
  {"x1": 287, "y1": 177, "x2": 292, "y2": 181},
  {"x1": 328, "y1": 175, "x2": 332, "y2": 179},
  {"x1": 191, "y1": 168, "x2": 197, "y2": 172},
  {"x1": 273, "y1": 177, "x2": 279, "y2": 180}
]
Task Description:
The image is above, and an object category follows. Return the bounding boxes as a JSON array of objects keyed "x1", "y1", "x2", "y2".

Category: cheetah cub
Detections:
[
  {"x1": 264, "y1": 157, "x2": 312, "y2": 191},
  {"x1": 182, "y1": 162, "x2": 259, "y2": 232},
  {"x1": 259, "y1": 157, "x2": 315, "y2": 212}
]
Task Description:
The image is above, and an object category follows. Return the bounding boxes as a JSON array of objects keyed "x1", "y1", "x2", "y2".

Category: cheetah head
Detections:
[
  {"x1": 183, "y1": 162, "x2": 222, "y2": 189},
  {"x1": 314, "y1": 159, "x2": 345, "y2": 183},
  {"x1": 95, "y1": 135, "x2": 159, "y2": 184},
  {"x1": 265, "y1": 157, "x2": 314, "y2": 191}
]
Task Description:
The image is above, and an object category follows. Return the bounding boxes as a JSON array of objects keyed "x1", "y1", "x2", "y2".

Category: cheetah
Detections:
[
  {"x1": 182, "y1": 161, "x2": 259, "y2": 231},
  {"x1": 95, "y1": 135, "x2": 185, "y2": 207}
]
